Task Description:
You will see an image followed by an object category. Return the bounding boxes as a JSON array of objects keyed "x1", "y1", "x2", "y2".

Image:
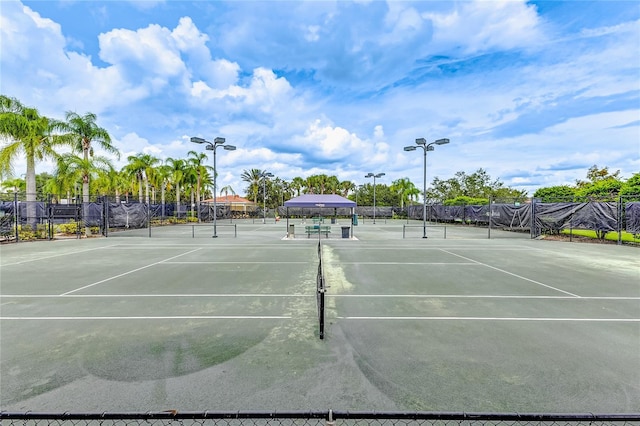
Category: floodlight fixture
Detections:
[
  {"x1": 261, "y1": 171, "x2": 274, "y2": 223},
  {"x1": 404, "y1": 137, "x2": 450, "y2": 238},
  {"x1": 189, "y1": 135, "x2": 236, "y2": 237},
  {"x1": 365, "y1": 172, "x2": 385, "y2": 224}
]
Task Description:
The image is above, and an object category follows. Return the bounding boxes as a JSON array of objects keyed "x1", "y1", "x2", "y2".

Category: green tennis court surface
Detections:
[{"x1": 1, "y1": 220, "x2": 638, "y2": 412}]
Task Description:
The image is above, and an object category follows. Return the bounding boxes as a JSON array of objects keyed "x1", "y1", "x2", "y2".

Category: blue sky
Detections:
[{"x1": 1, "y1": 0, "x2": 638, "y2": 197}]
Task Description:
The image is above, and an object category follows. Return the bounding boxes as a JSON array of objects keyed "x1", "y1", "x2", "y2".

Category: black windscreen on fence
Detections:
[
  {"x1": 2, "y1": 193, "x2": 639, "y2": 243},
  {"x1": 626, "y1": 202, "x2": 640, "y2": 234}
]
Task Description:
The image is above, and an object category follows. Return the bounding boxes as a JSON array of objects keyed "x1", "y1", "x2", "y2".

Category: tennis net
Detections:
[{"x1": 316, "y1": 240, "x2": 325, "y2": 340}]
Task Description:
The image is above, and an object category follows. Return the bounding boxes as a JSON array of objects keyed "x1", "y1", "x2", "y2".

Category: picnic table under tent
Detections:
[{"x1": 283, "y1": 194, "x2": 357, "y2": 238}]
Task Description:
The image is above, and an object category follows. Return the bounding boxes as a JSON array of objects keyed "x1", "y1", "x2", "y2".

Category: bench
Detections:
[{"x1": 305, "y1": 225, "x2": 331, "y2": 238}]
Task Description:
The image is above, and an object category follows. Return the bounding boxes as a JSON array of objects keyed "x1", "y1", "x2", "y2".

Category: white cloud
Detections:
[
  {"x1": 425, "y1": 0, "x2": 545, "y2": 54},
  {"x1": 304, "y1": 25, "x2": 321, "y2": 42},
  {"x1": 99, "y1": 24, "x2": 186, "y2": 78},
  {"x1": 189, "y1": 67, "x2": 296, "y2": 116},
  {"x1": 381, "y1": 3, "x2": 424, "y2": 45}
]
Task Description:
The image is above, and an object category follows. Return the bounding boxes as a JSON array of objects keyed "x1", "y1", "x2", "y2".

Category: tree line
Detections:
[
  {"x1": 533, "y1": 165, "x2": 640, "y2": 202},
  {"x1": 3, "y1": 95, "x2": 636, "y2": 210}
]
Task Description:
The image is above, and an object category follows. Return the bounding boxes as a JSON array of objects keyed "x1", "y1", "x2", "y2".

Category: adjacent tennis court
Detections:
[{"x1": 1, "y1": 220, "x2": 638, "y2": 413}]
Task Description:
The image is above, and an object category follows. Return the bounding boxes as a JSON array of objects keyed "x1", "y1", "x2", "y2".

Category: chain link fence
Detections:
[
  {"x1": 1, "y1": 411, "x2": 639, "y2": 426},
  {"x1": 1, "y1": 192, "x2": 639, "y2": 244}
]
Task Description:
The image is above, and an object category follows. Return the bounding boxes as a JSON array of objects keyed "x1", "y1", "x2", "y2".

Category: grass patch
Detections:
[{"x1": 560, "y1": 228, "x2": 640, "y2": 243}]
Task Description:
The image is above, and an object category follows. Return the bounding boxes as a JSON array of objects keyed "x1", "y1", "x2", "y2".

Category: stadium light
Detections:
[
  {"x1": 190, "y1": 136, "x2": 236, "y2": 237},
  {"x1": 261, "y1": 171, "x2": 274, "y2": 223},
  {"x1": 365, "y1": 172, "x2": 385, "y2": 224},
  {"x1": 403, "y1": 138, "x2": 450, "y2": 238}
]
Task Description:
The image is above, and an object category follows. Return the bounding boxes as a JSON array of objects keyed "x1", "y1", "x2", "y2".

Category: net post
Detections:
[{"x1": 326, "y1": 409, "x2": 335, "y2": 426}]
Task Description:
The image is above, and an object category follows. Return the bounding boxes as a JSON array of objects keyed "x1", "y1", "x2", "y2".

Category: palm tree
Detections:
[
  {"x1": 326, "y1": 175, "x2": 340, "y2": 194},
  {"x1": 182, "y1": 165, "x2": 199, "y2": 218},
  {"x1": 305, "y1": 175, "x2": 319, "y2": 194},
  {"x1": 391, "y1": 178, "x2": 418, "y2": 209},
  {"x1": 0, "y1": 95, "x2": 64, "y2": 229},
  {"x1": 166, "y1": 157, "x2": 186, "y2": 215},
  {"x1": 97, "y1": 168, "x2": 128, "y2": 203},
  {"x1": 123, "y1": 153, "x2": 160, "y2": 204},
  {"x1": 339, "y1": 180, "x2": 355, "y2": 198},
  {"x1": 55, "y1": 152, "x2": 113, "y2": 195},
  {"x1": 145, "y1": 163, "x2": 174, "y2": 219},
  {"x1": 290, "y1": 176, "x2": 305, "y2": 197},
  {"x1": 220, "y1": 185, "x2": 236, "y2": 197},
  {"x1": 186, "y1": 151, "x2": 213, "y2": 221},
  {"x1": 52, "y1": 111, "x2": 118, "y2": 203},
  {"x1": 0, "y1": 177, "x2": 26, "y2": 193},
  {"x1": 241, "y1": 168, "x2": 264, "y2": 203}
]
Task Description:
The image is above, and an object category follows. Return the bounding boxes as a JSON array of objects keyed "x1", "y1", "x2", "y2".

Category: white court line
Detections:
[
  {"x1": 162, "y1": 261, "x2": 311, "y2": 264},
  {"x1": 330, "y1": 294, "x2": 640, "y2": 300},
  {"x1": 0, "y1": 315, "x2": 291, "y2": 320},
  {"x1": 0, "y1": 294, "x2": 313, "y2": 298},
  {"x1": 103, "y1": 245, "x2": 312, "y2": 249},
  {"x1": 439, "y1": 249, "x2": 581, "y2": 298},
  {"x1": 326, "y1": 262, "x2": 478, "y2": 265},
  {"x1": 60, "y1": 248, "x2": 203, "y2": 296},
  {"x1": 105, "y1": 244, "x2": 312, "y2": 250},
  {"x1": 338, "y1": 316, "x2": 640, "y2": 322},
  {"x1": 330, "y1": 246, "x2": 534, "y2": 251},
  {"x1": 0, "y1": 244, "x2": 118, "y2": 267},
  {"x1": 1, "y1": 294, "x2": 637, "y2": 300}
]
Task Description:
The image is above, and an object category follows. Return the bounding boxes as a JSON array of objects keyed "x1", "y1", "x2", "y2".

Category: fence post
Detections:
[
  {"x1": 13, "y1": 192, "x2": 19, "y2": 242},
  {"x1": 488, "y1": 197, "x2": 492, "y2": 239},
  {"x1": 617, "y1": 195, "x2": 622, "y2": 245},
  {"x1": 47, "y1": 194, "x2": 53, "y2": 240}
]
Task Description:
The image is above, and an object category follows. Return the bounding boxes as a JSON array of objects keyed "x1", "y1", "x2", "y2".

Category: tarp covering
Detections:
[
  {"x1": 284, "y1": 194, "x2": 356, "y2": 208},
  {"x1": 534, "y1": 202, "x2": 617, "y2": 233},
  {"x1": 625, "y1": 202, "x2": 640, "y2": 234}
]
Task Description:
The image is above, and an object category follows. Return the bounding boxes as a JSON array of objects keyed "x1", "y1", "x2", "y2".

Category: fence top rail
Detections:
[
  {"x1": 2, "y1": 411, "x2": 639, "y2": 421},
  {"x1": 403, "y1": 224, "x2": 447, "y2": 228},
  {"x1": 175, "y1": 223, "x2": 237, "y2": 227}
]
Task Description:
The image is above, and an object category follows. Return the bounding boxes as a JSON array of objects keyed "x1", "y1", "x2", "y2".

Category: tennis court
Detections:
[{"x1": 1, "y1": 220, "x2": 638, "y2": 413}]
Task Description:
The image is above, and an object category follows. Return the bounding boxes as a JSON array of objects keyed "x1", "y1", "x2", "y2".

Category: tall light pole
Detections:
[
  {"x1": 365, "y1": 172, "x2": 385, "y2": 224},
  {"x1": 261, "y1": 171, "x2": 274, "y2": 223},
  {"x1": 404, "y1": 137, "x2": 449, "y2": 238},
  {"x1": 190, "y1": 136, "x2": 236, "y2": 237}
]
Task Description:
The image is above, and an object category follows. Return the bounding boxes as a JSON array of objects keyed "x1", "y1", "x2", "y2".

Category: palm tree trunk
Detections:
[
  {"x1": 82, "y1": 145, "x2": 91, "y2": 236},
  {"x1": 25, "y1": 155, "x2": 38, "y2": 231},
  {"x1": 176, "y1": 184, "x2": 181, "y2": 216},
  {"x1": 161, "y1": 184, "x2": 166, "y2": 220},
  {"x1": 138, "y1": 178, "x2": 143, "y2": 203}
]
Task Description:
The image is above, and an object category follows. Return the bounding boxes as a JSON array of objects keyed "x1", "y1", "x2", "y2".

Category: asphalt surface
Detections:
[{"x1": 1, "y1": 220, "x2": 638, "y2": 412}]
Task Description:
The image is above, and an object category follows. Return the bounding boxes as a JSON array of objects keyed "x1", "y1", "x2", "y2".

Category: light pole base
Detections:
[
  {"x1": 422, "y1": 236, "x2": 428, "y2": 239},
  {"x1": 212, "y1": 235, "x2": 218, "y2": 238}
]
